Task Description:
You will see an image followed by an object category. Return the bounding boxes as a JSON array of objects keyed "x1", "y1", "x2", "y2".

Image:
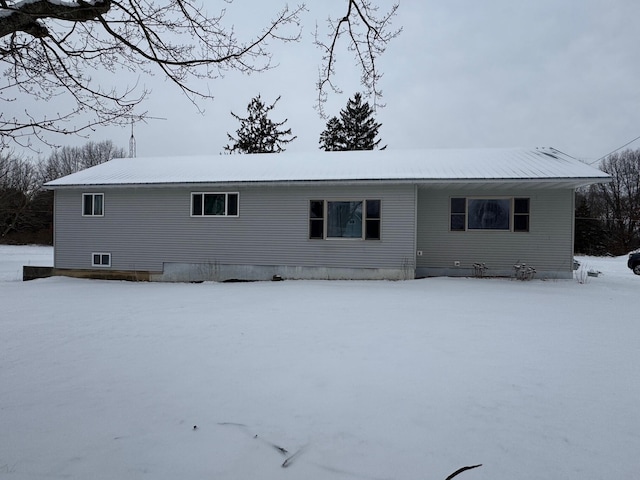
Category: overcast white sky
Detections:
[{"x1": 12, "y1": 0, "x2": 640, "y2": 162}]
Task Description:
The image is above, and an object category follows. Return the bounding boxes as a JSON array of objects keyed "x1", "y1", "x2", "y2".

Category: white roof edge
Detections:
[{"x1": 45, "y1": 176, "x2": 611, "y2": 190}]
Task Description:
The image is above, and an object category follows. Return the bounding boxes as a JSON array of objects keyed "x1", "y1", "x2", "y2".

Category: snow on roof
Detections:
[{"x1": 44, "y1": 147, "x2": 611, "y2": 188}]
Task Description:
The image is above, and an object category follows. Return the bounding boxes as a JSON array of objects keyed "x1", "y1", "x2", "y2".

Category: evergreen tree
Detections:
[
  {"x1": 225, "y1": 95, "x2": 296, "y2": 154},
  {"x1": 319, "y1": 116, "x2": 346, "y2": 151},
  {"x1": 319, "y1": 93, "x2": 384, "y2": 151}
]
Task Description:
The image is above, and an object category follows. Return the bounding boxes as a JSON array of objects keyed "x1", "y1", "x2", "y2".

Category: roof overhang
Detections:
[{"x1": 45, "y1": 176, "x2": 611, "y2": 191}]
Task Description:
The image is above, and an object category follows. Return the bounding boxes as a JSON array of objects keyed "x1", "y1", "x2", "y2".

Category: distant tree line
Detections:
[
  {"x1": 0, "y1": 141, "x2": 125, "y2": 244},
  {"x1": 575, "y1": 149, "x2": 640, "y2": 255}
]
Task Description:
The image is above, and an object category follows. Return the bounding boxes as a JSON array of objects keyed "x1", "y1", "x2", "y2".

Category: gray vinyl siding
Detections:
[
  {"x1": 416, "y1": 187, "x2": 575, "y2": 275},
  {"x1": 53, "y1": 184, "x2": 417, "y2": 272}
]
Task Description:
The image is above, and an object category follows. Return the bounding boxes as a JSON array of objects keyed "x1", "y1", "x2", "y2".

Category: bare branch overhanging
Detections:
[
  {"x1": 314, "y1": 0, "x2": 401, "y2": 117},
  {"x1": 1, "y1": 1, "x2": 398, "y2": 150}
]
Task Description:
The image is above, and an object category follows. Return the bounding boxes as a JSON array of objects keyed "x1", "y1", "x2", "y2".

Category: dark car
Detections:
[{"x1": 628, "y1": 252, "x2": 640, "y2": 275}]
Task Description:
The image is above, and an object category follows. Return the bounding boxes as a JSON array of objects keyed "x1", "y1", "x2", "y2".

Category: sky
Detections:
[{"x1": 6, "y1": 0, "x2": 640, "y2": 162}]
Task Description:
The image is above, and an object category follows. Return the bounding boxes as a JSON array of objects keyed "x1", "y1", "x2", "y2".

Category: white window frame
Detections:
[
  {"x1": 449, "y1": 196, "x2": 530, "y2": 232},
  {"x1": 190, "y1": 192, "x2": 239, "y2": 217},
  {"x1": 309, "y1": 199, "x2": 381, "y2": 240},
  {"x1": 82, "y1": 193, "x2": 104, "y2": 217},
  {"x1": 91, "y1": 252, "x2": 111, "y2": 267}
]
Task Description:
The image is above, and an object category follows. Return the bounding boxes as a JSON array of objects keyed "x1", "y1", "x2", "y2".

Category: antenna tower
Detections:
[{"x1": 129, "y1": 119, "x2": 137, "y2": 158}]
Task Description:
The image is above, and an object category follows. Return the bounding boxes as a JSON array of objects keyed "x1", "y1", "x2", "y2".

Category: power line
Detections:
[{"x1": 590, "y1": 133, "x2": 640, "y2": 165}]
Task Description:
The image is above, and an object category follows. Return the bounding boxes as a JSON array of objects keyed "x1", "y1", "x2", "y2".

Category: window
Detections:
[
  {"x1": 513, "y1": 198, "x2": 530, "y2": 232},
  {"x1": 309, "y1": 199, "x2": 381, "y2": 240},
  {"x1": 191, "y1": 193, "x2": 239, "y2": 216},
  {"x1": 468, "y1": 198, "x2": 510, "y2": 230},
  {"x1": 327, "y1": 201, "x2": 363, "y2": 238},
  {"x1": 82, "y1": 193, "x2": 104, "y2": 216},
  {"x1": 309, "y1": 200, "x2": 324, "y2": 239},
  {"x1": 450, "y1": 197, "x2": 530, "y2": 232},
  {"x1": 450, "y1": 197, "x2": 466, "y2": 231},
  {"x1": 365, "y1": 200, "x2": 381, "y2": 240},
  {"x1": 92, "y1": 253, "x2": 111, "y2": 267}
]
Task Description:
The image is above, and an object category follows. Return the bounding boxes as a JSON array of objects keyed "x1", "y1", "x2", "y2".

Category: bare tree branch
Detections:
[
  {"x1": 314, "y1": 0, "x2": 401, "y2": 117},
  {"x1": 0, "y1": 0, "x2": 305, "y2": 150},
  {"x1": 1, "y1": 1, "x2": 399, "y2": 150},
  {"x1": 0, "y1": 0, "x2": 112, "y2": 39},
  {"x1": 445, "y1": 464, "x2": 483, "y2": 480}
]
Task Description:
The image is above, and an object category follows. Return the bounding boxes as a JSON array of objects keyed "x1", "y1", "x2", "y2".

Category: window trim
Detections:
[
  {"x1": 82, "y1": 193, "x2": 104, "y2": 217},
  {"x1": 190, "y1": 192, "x2": 239, "y2": 217},
  {"x1": 309, "y1": 199, "x2": 381, "y2": 241},
  {"x1": 91, "y1": 252, "x2": 111, "y2": 267},
  {"x1": 450, "y1": 196, "x2": 530, "y2": 232}
]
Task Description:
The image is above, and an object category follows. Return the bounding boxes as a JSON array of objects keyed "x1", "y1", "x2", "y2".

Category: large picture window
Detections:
[
  {"x1": 309, "y1": 199, "x2": 381, "y2": 240},
  {"x1": 468, "y1": 198, "x2": 511, "y2": 230},
  {"x1": 191, "y1": 192, "x2": 239, "y2": 216},
  {"x1": 450, "y1": 197, "x2": 530, "y2": 232},
  {"x1": 82, "y1": 193, "x2": 104, "y2": 216}
]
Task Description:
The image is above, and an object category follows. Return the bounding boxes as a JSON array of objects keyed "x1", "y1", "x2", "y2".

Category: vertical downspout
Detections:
[
  {"x1": 570, "y1": 188, "x2": 576, "y2": 273},
  {"x1": 413, "y1": 184, "x2": 418, "y2": 279},
  {"x1": 52, "y1": 189, "x2": 57, "y2": 269}
]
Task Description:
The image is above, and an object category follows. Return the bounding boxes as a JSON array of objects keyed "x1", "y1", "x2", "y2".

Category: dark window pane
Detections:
[
  {"x1": 227, "y1": 194, "x2": 238, "y2": 216},
  {"x1": 365, "y1": 219, "x2": 381, "y2": 239},
  {"x1": 468, "y1": 199, "x2": 510, "y2": 230},
  {"x1": 310, "y1": 219, "x2": 324, "y2": 239},
  {"x1": 514, "y1": 198, "x2": 530, "y2": 214},
  {"x1": 204, "y1": 194, "x2": 225, "y2": 215},
  {"x1": 192, "y1": 194, "x2": 202, "y2": 215},
  {"x1": 327, "y1": 201, "x2": 363, "y2": 238},
  {"x1": 366, "y1": 200, "x2": 381, "y2": 219},
  {"x1": 451, "y1": 214, "x2": 465, "y2": 231},
  {"x1": 514, "y1": 215, "x2": 529, "y2": 232},
  {"x1": 83, "y1": 195, "x2": 93, "y2": 215},
  {"x1": 93, "y1": 254, "x2": 100, "y2": 265},
  {"x1": 93, "y1": 194, "x2": 103, "y2": 215},
  {"x1": 101, "y1": 254, "x2": 110, "y2": 265},
  {"x1": 451, "y1": 197, "x2": 466, "y2": 214},
  {"x1": 310, "y1": 200, "x2": 324, "y2": 219}
]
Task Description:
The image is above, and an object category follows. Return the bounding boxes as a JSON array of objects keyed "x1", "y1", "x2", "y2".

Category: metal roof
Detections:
[{"x1": 44, "y1": 147, "x2": 611, "y2": 188}]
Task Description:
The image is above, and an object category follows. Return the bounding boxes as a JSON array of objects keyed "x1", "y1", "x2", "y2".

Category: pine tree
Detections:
[
  {"x1": 225, "y1": 95, "x2": 296, "y2": 154},
  {"x1": 319, "y1": 116, "x2": 346, "y2": 151},
  {"x1": 319, "y1": 93, "x2": 383, "y2": 151},
  {"x1": 341, "y1": 92, "x2": 383, "y2": 150}
]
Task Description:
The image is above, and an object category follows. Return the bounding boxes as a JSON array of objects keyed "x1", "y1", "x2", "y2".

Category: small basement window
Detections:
[
  {"x1": 191, "y1": 192, "x2": 239, "y2": 216},
  {"x1": 92, "y1": 253, "x2": 111, "y2": 267},
  {"x1": 82, "y1": 193, "x2": 104, "y2": 216}
]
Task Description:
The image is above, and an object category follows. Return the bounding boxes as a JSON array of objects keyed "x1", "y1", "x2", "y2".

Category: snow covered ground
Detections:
[{"x1": 1, "y1": 245, "x2": 638, "y2": 480}]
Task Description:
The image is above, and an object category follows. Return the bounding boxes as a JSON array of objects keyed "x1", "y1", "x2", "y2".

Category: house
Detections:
[{"x1": 40, "y1": 147, "x2": 610, "y2": 282}]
